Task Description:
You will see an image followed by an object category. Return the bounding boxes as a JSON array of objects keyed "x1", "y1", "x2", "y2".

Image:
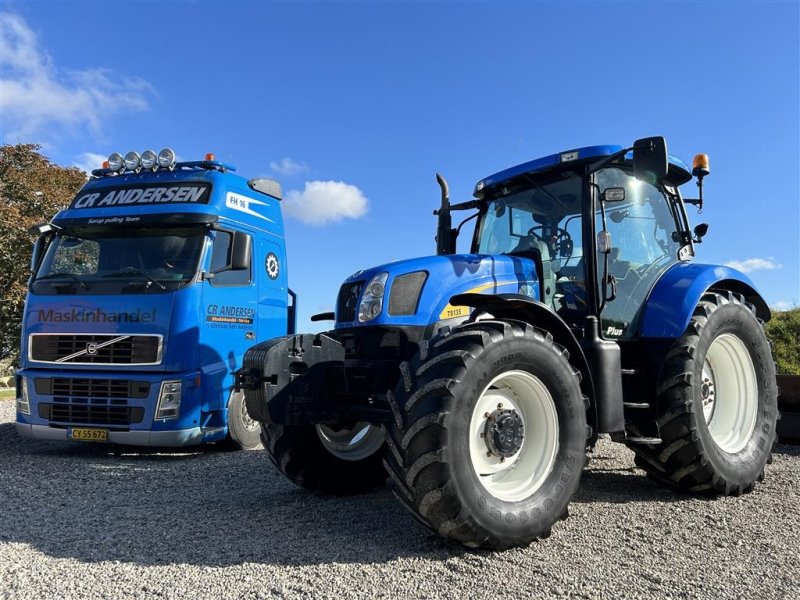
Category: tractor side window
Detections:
[
  {"x1": 209, "y1": 230, "x2": 252, "y2": 287},
  {"x1": 595, "y1": 168, "x2": 681, "y2": 339}
]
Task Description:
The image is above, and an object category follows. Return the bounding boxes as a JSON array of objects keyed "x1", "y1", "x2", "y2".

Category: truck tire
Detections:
[
  {"x1": 226, "y1": 390, "x2": 263, "y2": 450},
  {"x1": 630, "y1": 292, "x2": 778, "y2": 494},
  {"x1": 384, "y1": 320, "x2": 589, "y2": 549},
  {"x1": 261, "y1": 422, "x2": 387, "y2": 495}
]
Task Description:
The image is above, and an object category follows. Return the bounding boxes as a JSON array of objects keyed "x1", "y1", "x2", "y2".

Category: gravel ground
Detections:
[{"x1": 1, "y1": 399, "x2": 798, "y2": 600}]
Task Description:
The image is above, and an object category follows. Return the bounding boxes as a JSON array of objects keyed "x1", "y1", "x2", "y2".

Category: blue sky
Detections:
[{"x1": 2, "y1": 1, "x2": 798, "y2": 330}]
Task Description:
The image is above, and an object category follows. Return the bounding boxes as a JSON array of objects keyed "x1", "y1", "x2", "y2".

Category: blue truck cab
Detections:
[{"x1": 15, "y1": 149, "x2": 294, "y2": 448}]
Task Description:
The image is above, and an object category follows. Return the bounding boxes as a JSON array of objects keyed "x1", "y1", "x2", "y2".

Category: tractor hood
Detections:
[{"x1": 335, "y1": 254, "x2": 541, "y2": 329}]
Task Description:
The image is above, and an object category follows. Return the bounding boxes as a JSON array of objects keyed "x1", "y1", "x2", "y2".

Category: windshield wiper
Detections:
[
  {"x1": 36, "y1": 272, "x2": 88, "y2": 290},
  {"x1": 102, "y1": 268, "x2": 166, "y2": 291}
]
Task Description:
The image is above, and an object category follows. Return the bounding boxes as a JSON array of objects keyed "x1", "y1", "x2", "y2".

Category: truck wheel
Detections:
[
  {"x1": 260, "y1": 422, "x2": 387, "y2": 495},
  {"x1": 384, "y1": 320, "x2": 589, "y2": 549},
  {"x1": 226, "y1": 390, "x2": 262, "y2": 450},
  {"x1": 630, "y1": 292, "x2": 778, "y2": 494}
]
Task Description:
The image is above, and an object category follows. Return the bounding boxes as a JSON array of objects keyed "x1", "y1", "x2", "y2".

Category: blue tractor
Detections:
[{"x1": 238, "y1": 137, "x2": 778, "y2": 549}]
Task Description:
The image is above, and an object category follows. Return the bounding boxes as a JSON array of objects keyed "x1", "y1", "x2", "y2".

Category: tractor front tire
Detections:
[
  {"x1": 261, "y1": 422, "x2": 387, "y2": 495},
  {"x1": 384, "y1": 320, "x2": 589, "y2": 550},
  {"x1": 630, "y1": 292, "x2": 778, "y2": 494}
]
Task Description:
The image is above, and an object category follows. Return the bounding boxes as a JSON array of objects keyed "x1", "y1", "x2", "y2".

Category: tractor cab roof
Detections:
[{"x1": 475, "y1": 144, "x2": 693, "y2": 198}]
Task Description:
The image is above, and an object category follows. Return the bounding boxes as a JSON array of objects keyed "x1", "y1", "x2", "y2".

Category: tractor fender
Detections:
[
  {"x1": 450, "y1": 293, "x2": 597, "y2": 432},
  {"x1": 641, "y1": 263, "x2": 771, "y2": 339}
]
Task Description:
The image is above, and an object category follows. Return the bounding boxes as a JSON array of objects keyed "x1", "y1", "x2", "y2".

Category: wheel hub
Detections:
[
  {"x1": 701, "y1": 368, "x2": 717, "y2": 423},
  {"x1": 483, "y1": 408, "x2": 525, "y2": 458}
]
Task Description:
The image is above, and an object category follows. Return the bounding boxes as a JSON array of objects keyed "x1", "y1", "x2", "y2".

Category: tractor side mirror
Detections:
[
  {"x1": 633, "y1": 136, "x2": 668, "y2": 184},
  {"x1": 693, "y1": 223, "x2": 709, "y2": 243}
]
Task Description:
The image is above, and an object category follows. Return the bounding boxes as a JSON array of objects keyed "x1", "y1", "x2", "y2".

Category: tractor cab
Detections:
[{"x1": 463, "y1": 143, "x2": 695, "y2": 339}]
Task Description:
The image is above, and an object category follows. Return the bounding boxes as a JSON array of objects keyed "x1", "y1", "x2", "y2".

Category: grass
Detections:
[{"x1": 0, "y1": 388, "x2": 15, "y2": 401}]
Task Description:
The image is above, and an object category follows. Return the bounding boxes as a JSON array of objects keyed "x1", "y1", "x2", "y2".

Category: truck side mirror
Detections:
[
  {"x1": 229, "y1": 231, "x2": 252, "y2": 271},
  {"x1": 633, "y1": 136, "x2": 668, "y2": 184},
  {"x1": 30, "y1": 236, "x2": 49, "y2": 273}
]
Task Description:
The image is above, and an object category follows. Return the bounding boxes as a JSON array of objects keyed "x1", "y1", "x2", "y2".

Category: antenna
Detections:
[{"x1": 504, "y1": 138, "x2": 525, "y2": 167}]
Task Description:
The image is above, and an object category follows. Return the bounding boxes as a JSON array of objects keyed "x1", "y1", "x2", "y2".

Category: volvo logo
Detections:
[{"x1": 86, "y1": 343, "x2": 98, "y2": 355}]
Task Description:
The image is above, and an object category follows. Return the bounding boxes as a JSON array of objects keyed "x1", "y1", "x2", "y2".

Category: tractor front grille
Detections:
[{"x1": 336, "y1": 281, "x2": 364, "y2": 323}]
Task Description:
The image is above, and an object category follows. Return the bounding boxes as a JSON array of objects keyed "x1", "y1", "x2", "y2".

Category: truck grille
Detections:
[
  {"x1": 34, "y1": 378, "x2": 149, "y2": 426},
  {"x1": 38, "y1": 377, "x2": 151, "y2": 399},
  {"x1": 29, "y1": 334, "x2": 162, "y2": 365},
  {"x1": 39, "y1": 401, "x2": 144, "y2": 426},
  {"x1": 336, "y1": 281, "x2": 364, "y2": 322}
]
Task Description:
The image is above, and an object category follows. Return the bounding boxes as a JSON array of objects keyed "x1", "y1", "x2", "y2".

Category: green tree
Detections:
[
  {"x1": 0, "y1": 144, "x2": 86, "y2": 366},
  {"x1": 766, "y1": 307, "x2": 800, "y2": 375}
]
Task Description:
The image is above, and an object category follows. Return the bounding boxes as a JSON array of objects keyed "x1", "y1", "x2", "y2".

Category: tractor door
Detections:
[{"x1": 594, "y1": 167, "x2": 683, "y2": 340}]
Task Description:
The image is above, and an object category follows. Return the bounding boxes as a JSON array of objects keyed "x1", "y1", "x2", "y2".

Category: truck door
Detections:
[{"x1": 200, "y1": 228, "x2": 257, "y2": 410}]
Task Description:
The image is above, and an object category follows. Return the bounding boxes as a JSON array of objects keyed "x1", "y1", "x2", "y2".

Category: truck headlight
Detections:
[
  {"x1": 140, "y1": 149, "x2": 158, "y2": 170},
  {"x1": 358, "y1": 272, "x2": 388, "y2": 322},
  {"x1": 156, "y1": 381, "x2": 182, "y2": 420},
  {"x1": 16, "y1": 376, "x2": 30, "y2": 415}
]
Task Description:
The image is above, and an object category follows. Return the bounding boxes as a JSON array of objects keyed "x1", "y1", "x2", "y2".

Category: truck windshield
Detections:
[{"x1": 33, "y1": 225, "x2": 206, "y2": 294}]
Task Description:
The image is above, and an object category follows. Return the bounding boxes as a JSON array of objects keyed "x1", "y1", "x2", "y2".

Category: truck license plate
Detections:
[{"x1": 68, "y1": 428, "x2": 108, "y2": 442}]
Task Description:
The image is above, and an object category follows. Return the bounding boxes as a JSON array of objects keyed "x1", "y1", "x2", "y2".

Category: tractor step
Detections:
[{"x1": 623, "y1": 402, "x2": 650, "y2": 409}]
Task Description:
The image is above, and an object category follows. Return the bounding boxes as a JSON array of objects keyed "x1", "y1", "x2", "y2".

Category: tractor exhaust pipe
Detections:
[{"x1": 434, "y1": 173, "x2": 455, "y2": 255}]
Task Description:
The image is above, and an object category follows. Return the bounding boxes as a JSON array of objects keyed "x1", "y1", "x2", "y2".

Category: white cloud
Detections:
[
  {"x1": 283, "y1": 180, "x2": 369, "y2": 226},
  {"x1": 73, "y1": 152, "x2": 107, "y2": 175},
  {"x1": 270, "y1": 157, "x2": 309, "y2": 176},
  {"x1": 724, "y1": 257, "x2": 782, "y2": 273},
  {"x1": 0, "y1": 12, "x2": 154, "y2": 141}
]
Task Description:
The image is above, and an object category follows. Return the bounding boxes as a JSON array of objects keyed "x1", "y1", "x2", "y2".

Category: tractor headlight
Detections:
[
  {"x1": 358, "y1": 272, "x2": 388, "y2": 322},
  {"x1": 17, "y1": 376, "x2": 30, "y2": 416},
  {"x1": 156, "y1": 380, "x2": 182, "y2": 420}
]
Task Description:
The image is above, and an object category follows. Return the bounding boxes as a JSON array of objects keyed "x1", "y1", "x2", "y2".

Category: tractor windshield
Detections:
[{"x1": 474, "y1": 171, "x2": 584, "y2": 308}]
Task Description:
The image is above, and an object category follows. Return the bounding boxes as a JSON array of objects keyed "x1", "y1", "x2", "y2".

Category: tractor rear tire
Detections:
[
  {"x1": 260, "y1": 422, "x2": 387, "y2": 495},
  {"x1": 384, "y1": 320, "x2": 589, "y2": 550},
  {"x1": 630, "y1": 292, "x2": 778, "y2": 494}
]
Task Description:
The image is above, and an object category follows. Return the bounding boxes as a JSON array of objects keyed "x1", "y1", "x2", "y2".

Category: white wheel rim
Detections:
[
  {"x1": 702, "y1": 333, "x2": 758, "y2": 454},
  {"x1": 316, "y1": 422, "x2": 384, "y2": 461},
  {"x1": 469, "y1": 370, "x2": 559, "y2": 502}
]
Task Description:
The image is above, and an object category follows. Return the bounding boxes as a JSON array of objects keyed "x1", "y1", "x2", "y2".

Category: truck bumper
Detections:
[{"x1": 15, "y1": 422, "x2": 205, "y2": 447}]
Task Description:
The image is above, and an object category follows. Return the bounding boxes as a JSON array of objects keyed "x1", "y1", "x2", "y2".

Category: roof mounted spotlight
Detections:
[
  {"x1": 124, "y1": 151, "x2": 141, "y2": 172},
  {"x1": 107, "y1": 152, "x2": 124, "y2": 172},
  {"x1": 141, "y1": 149, "x2": 158, "y2": 170},
  {"x1": 158, "y1": 148, "x2": 177, "y2": 170}
]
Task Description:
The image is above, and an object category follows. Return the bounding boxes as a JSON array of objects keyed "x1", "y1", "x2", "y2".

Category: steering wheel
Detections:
[{"x1": 526, "y1": 226, "x2": 573, "y2": 261}]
